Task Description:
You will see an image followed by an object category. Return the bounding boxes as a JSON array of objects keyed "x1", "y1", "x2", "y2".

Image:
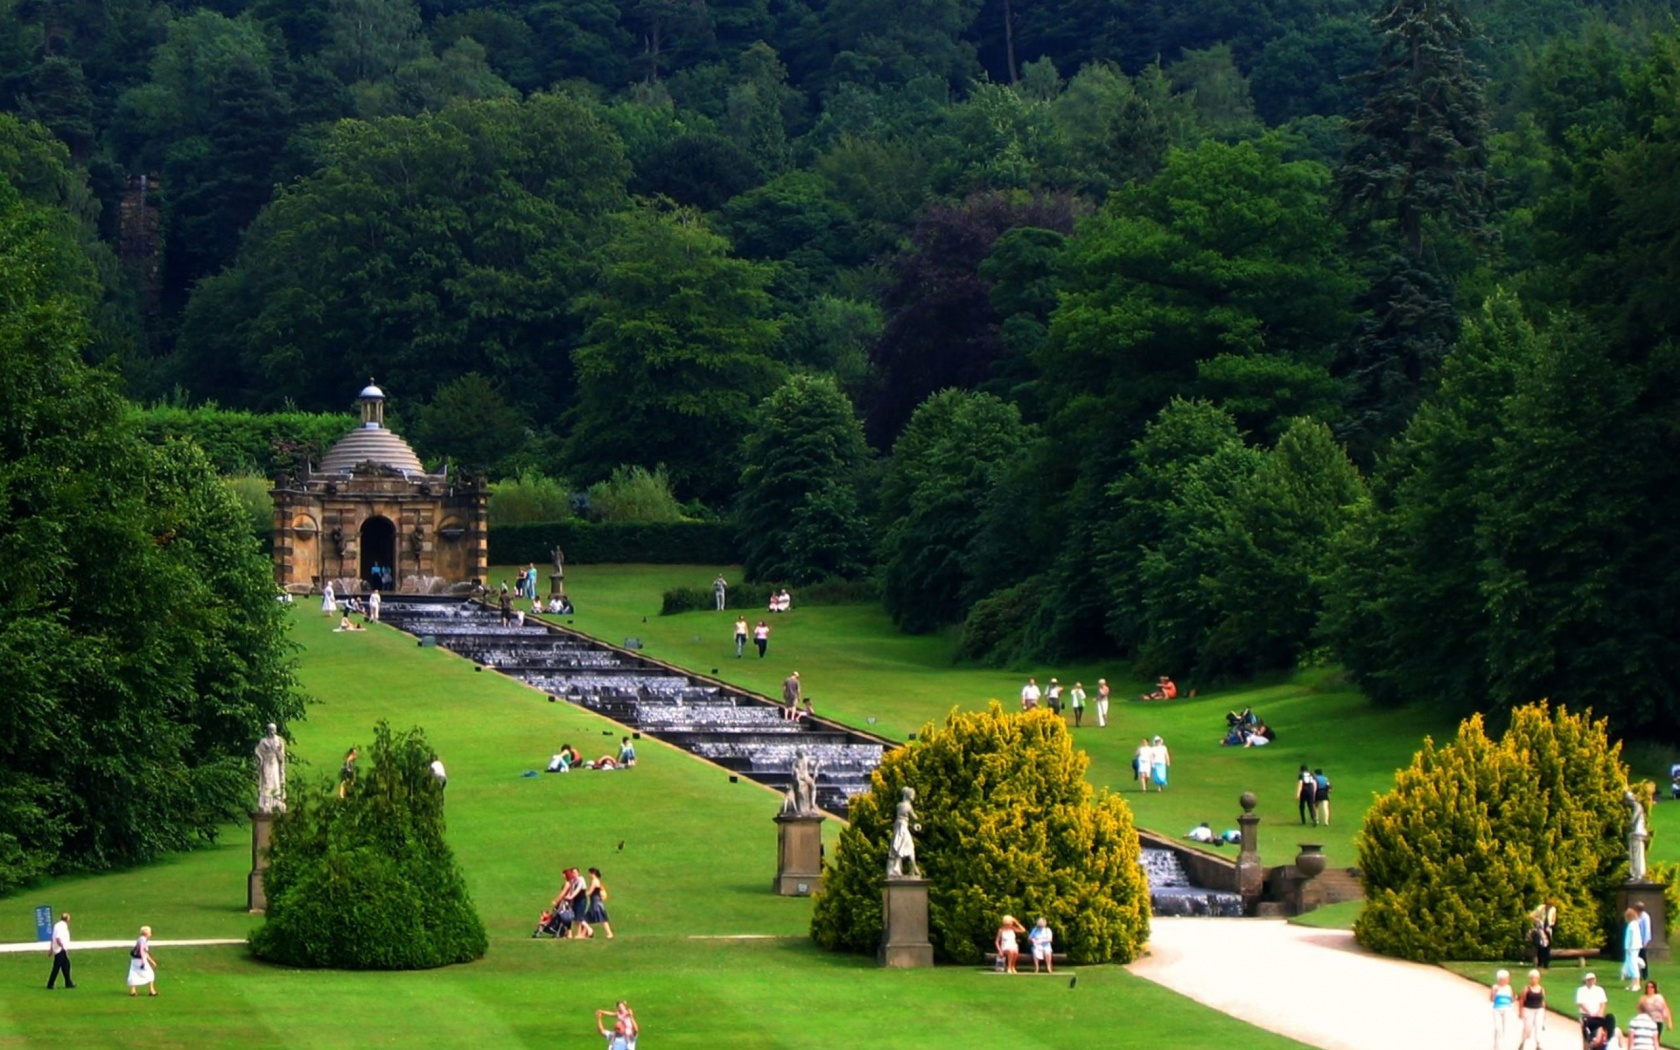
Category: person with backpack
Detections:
[
  {"x1": 1314, "y1": 768, "x2": 1332, "y2": 826},
  {"x1": 1296, "y1": 765, "x2": 1318, "y2": 826}
]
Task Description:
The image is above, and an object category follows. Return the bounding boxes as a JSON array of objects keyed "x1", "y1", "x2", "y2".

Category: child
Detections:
[{"x1": 1029, "y1": 917, "x2": 1055, "y2": 974}]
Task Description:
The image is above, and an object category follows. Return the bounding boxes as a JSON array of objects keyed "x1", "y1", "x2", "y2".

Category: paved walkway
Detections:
[
  {"x1": 0, "y1": 938, "x2": 242, "y2": 954},
  {"x1": 1130, "y1": 919, "x2": 1588, "y2": 1050}
]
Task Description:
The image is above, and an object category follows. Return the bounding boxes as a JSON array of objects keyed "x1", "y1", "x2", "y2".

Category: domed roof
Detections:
[
  {"x1": 359, "y1": 382, "x2": 386, "y2": 400},
  {"x1": 318, "y1": 423, "x2": 425, "y2": 474}
]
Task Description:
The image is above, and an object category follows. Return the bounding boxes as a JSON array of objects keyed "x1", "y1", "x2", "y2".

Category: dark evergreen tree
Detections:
[
  {"x1": 251, "y1": 723, "x2": 487, "y2": 969},
  {"x1": 737, "y1": 373, "x2": 872, "y2": 583},
  {"x1": 1336, "y1": 0, "x2": 1492, "y2": 454}
]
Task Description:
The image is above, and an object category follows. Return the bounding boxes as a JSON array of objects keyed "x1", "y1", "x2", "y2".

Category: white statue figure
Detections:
[
  {"x1": 1626, "y1": 789, "x2": 1649, "y2": 882},
  {"x1": 255, "y1": 723, "x2": 287, "y2": 814},
  {"x1": 784, "y1": 748, "x2": 821, "y2": 816},
  {"x1": 885, "y1": 787, "x2": 922, "y2": 879}
]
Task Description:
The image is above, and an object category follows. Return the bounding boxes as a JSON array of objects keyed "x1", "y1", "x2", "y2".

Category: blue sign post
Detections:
[{"x1": 35, "y1": 905, "x2": 52, "y2": 942}]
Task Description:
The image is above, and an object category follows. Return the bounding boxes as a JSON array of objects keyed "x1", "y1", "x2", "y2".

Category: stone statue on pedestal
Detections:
[
  {"x1": 255, "y1": 723, "x2": 287, "y2": 814},
  {"x1": 1627, "y1": 789, "x2": 1649, "y2": 881},
  {"x1": 783, "y1": 748, "x2": 821, "y2": 816},
  {"x1": 885, "y1": 787, "x2": 922, "y2": 879}
]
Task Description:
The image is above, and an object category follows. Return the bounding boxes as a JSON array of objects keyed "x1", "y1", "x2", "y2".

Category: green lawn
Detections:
[
  {"x1": 0, "y1": 590, "x2": 1314, "y2": 1049},
  {"x1": 539, "y1": 563, "x2": 1460, "y2": 868}
]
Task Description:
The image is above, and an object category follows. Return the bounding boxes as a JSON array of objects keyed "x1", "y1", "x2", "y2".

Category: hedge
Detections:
[{"x1": 489, "y1": 521, "x2": 737, "y2": 565}]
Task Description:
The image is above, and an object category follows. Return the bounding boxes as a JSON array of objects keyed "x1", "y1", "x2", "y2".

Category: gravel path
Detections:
[
  {"x1": 0, "y1": 938, "x2": 243, "y2": 954},
  {"x1": 1130, "y1": 919, "x2": 1589, "y2": 1050}
]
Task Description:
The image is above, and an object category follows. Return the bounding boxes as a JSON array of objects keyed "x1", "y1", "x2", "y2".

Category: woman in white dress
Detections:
[
  {"x1": 995, "y1": 915, "x2": 1026, "y2": 974},
  {"x1": 127, "y1": 926, "x2": 157, "y2": 996},
  {"x1": 321, "y1": 581, "x2": 336, "y2": 615}
]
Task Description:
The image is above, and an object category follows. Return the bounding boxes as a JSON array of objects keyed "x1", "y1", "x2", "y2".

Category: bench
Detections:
[
  {"x1": 1547, "y1": 948, "x2": 1602, "y2": 967},
  {"x1": 983, "y1": 952, "x2": 1071, "y2": 967}
]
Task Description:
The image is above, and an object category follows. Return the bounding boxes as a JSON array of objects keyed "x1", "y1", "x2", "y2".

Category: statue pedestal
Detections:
[
  {"x1": 248, "y1": 810, "x2": 275, "y2": 913},
  {"x1": 878, "y1": 877, "x2": 934, "y2": 968},
  {"x1": 1619, "y1": 881, "x2": 1671, "y2": 964},
  {"x1": 549, "y1": 573, "x2": 566, "y2": 599},
  {"x1": 774, "y1": 812, "x2": 825, "y2": 896}
]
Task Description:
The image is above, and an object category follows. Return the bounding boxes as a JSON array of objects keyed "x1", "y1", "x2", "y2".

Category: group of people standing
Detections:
[
  {"x1": 43, "y1": 914, "x2": 159, "y2": 996},
  {"x1": 1019, "y1": 677, "x2": 1111, "y2": 728},
  {"x1": 1134, "y1": 736, "x2": 1171, "y2": 790},
  {"x1": 1294, "y1": 766, "x2": 1332, "y2": 826}
]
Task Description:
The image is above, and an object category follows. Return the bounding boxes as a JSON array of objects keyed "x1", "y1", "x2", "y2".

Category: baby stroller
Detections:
[{"x1": 532, "y1": 901, "x2": 574, "y2": 938}]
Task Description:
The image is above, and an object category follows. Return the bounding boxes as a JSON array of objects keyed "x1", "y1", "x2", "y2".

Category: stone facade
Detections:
[{"x1": 271, "y1": 385, "x2": 487, "y2": 594}]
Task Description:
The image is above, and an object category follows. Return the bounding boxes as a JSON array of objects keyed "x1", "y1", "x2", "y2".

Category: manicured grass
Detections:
[
  {"x1": 0, "y1": 599, "x2": 1314, "y2": 1049},
  {"x1": 1288, "y1": 900, "x2": 1364, "y2": 931},
  {"x1": 536, "y1": 563, "x2": 1461, "y2": 868}
]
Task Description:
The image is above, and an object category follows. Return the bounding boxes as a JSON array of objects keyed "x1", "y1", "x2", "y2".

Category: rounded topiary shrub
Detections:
[
  {"x1": 1356, "y1": 702, "x2": 1633, "y2": 962},
  {"x1": 250, "y1": 722, "x2": 487, "y2": 969},
  {"x1": 811, "y1": 704, "x2": 1150, "y2": 964}
]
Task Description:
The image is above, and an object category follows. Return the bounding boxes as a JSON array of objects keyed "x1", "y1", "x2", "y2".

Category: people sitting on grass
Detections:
[
  {"x1": 334, "y1": 616, "x2": 366, "y2": 632},
  {"x1": 1187, "y1": 822, "x2": 1216, "y2": 843},
  {"x1": 547, "y1": 743, "x2": 582, "y2": 772},
  {"x1": 617, "y1": 737, "x2": 636, "y2": 767},
  {"x1": 1244, "y1": 722, "x2": 1275, "y2": 747},
  {"x1": 1143, "y1": 675, "x2": 1178, "y2": 700},
  {"x1": 799, "y1": 698, "x2": 815, "y2": 721},
  {"x1": 768, "y1": 588, "x2": 792, "y2": 613}
]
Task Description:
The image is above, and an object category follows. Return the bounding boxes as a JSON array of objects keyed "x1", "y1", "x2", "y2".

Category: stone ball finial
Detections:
[{"x1": 1239, "y1": 791, "x2": 1257, "y2": 813}]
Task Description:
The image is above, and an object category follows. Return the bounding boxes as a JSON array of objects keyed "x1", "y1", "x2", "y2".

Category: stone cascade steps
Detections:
[
  {"x1": 1139, "y1": 848, "x2": 1245, "y2": 917},
  {"x1": 382, "y1": 596, "x2": 890, "y2": 817}
]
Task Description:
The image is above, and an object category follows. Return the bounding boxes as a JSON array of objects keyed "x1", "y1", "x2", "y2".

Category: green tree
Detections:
[
  {"x1": 737, "y1": 373, "x2": 871, "y2": 583},
  {"x1": 251, "y1": 722, "x2": 487, "y2": 969},
  {"x1": 879, "y1": 389, "x2": 1030, "y2": 633},
  {"x1": 1041, "y1": 138, "x2": 1355, "y2": 450},
  {"x1": 564, "y1": 204, "x2": 783, "y2": 503},
  {"x1": 812, "y1": 705, "x2": 1149, "y2": 964},
  {"x1": 1335, "y1": 0, "x2": 1492, "y2": 452},
  {"x1": 411, "y1": 372, "x2": 529, "y2": 475},
  {"x1": 175, "y1": 92, "x2": 630, "y2": 411},
  {"x1": 1321, "y1": 293, "x2": 1533, "y2": 711},
  {"x1": 0, "y1": 178, "x2": 300, "y2": 890},
  {"x1": 1356, "y1": 704, "x2": 1630, "y2": 961}
]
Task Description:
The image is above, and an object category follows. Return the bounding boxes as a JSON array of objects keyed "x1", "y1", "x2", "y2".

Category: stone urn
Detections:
[{"x1": 1295, "y1": 843, "x2": 1327, "y2": 879}]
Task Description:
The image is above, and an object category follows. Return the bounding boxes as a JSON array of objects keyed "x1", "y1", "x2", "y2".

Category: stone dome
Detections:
[
  {"x1": 318, "y1": 382, "x2": 424, "y2": 473},
  {"x1": 318, "y1": 424, "x2": 425, "y2": 473}
]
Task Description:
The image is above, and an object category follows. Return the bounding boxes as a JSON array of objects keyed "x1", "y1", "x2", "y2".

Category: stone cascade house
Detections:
[{"x1": 271, "y1": 383, "x2": 487, "y2": 594}]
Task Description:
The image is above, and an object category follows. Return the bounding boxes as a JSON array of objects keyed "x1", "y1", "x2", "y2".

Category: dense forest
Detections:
[{"x1": 5, "y1": 0, "x2": 1680, "y2": 737}]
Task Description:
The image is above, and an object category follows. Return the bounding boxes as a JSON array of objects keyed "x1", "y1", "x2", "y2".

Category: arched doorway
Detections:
[{"x1": 359, "y1": 516, "x2": 396, "y2": 591}]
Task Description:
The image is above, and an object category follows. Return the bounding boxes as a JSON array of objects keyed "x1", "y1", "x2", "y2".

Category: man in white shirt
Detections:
[
  {"x1": 1578, "y1": 973, "x2": 1610, "y2": 1046},
  {"x1": 1020, "y1": 678, "x2": 1041, "y2": 711},
  {"x1": 1636, "y1": 902, "x2": 1653, "y2": 975},
  {"x1": 46, "y1": 912, "x2": 73, "y2": 989}
]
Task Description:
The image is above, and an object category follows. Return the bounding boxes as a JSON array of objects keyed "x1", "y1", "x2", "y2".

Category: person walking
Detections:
[
  {"x1": 1069, "y1": 682, "x2": 1087, "y2": 727},
  {"x1": 1628, "y1": 1004, "x2": 1661, "y2": 1050},
  {"x1": 713, "y1": 574, "x2": 728, "y2": 611},
  {"x1": 1624, "y1": 907, "x2": 1647, "y2": 989},
  {"x1": 1135, "y1": 738, "x2": 1153, "y2": 791},
  {"x1": 1530, "y1": 900, "x2": 1558, "y2": 969},
  {"x1": 1020, "y1": 678, "x2": 1041, "y2": 711},
  {"x1": 499, "y1": 586, "x2": 513, "y2": 627},
  {"x1": 753, "y1": 620, "x2": 771, "y2": 658},
  {"x1": 1096, "y1": 678, "x2": 1110, "y2": 727},
  {"x1": 1045, "y1": 678, "x2": 1063, "y2": 716},
  {"x1": 1518, "y1": 969, "x2": 1546, "y2": 1050},
  {"x1": 585, "y1": 867, "x2": 615, "y2": 940},
  {"x1": 127, "y1": 926, "x2": 158, "y2": 997},
  {"x1": 1313, "y1": 768, "x2": 1332, "y2": 826},
  {"x1": 368, "y1": 589, "x2": 381, "y2": 623},
  {"x1": 321, "y1": 580, "x2": 336, "y2": 615},
  {"x1": 1296, "y1": 765, "x2": 1319, "y2": 826},
  {"x1": 1150, "y1": 736, "x2": 1170, "y2": 789},
  {"x1": 782, "y1": 671, "x2": 802, "y2": 719},
  {"x1": 1491, "y1": 968, "x2": 1516, "y2": 1050},
  {"x1": 733, "y1": 616, "x2": 748, "y2": 657},
  {"x1": 45, "y1": 911, "x2": 73, "y2": 989},
  {"x1": 1636, "y1": 901, "x2": 1653, "y2": 977},
  {"x1": 1639, "y1": 980, "x2": 1671, "y2": 1040}
]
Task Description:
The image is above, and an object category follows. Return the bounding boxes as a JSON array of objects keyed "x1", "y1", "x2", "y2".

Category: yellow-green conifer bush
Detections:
[
  {"x1": 811, "y1": 704, "x2": 1150, "y2": 964},
  {"x1": 1356, "y1": 703, "x2": 1631, "y2": 961}
]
